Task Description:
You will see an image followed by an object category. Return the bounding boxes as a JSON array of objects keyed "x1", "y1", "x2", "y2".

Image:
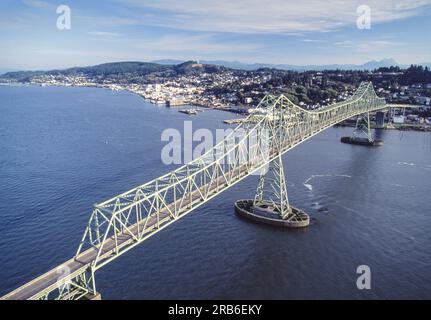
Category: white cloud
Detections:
[
  {"x1": 301, "y1": 39, "x2": 327, "y2": 43},
  {"x1": 88, "y1": 31, "x2": 123, "y2": 37},
  {"x1": 134, "y1": 34, "x2": 263, "y2": 54},
  {"x1": 76, "y1": 15, "x2": 142, "y2": 28},
  {"x1": 22, "y1": 0, "x2": 50, "y2": 9},
  {"x1": 117, "y1": 0, "x2": 431, "y2": 34},
  {"x1": 334, "y1": 40, "x2": 399, "y2": 52}
]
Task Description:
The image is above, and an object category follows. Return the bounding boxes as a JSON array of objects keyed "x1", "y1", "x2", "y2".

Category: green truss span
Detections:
[{"x1": 2, "y1": 82, "x2": 391, "y2": 300}]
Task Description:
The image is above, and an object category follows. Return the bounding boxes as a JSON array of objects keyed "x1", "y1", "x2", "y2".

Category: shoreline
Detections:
[
  {"x1": 0, "y1": 81, "x2": 249, "y2": 115},
  {"x1": 2, "y1": 81, "x2": 430, "y2": 132}
]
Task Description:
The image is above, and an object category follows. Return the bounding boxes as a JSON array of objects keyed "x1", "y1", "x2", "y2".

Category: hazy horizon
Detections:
[{"x1": 2, "y1": 57, "x2": 430, "y2": 75}]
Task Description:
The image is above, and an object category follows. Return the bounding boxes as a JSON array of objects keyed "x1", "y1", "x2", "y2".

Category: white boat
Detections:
[{"x1": 179, "y1": 109, "x2": 198, "y2": 115}]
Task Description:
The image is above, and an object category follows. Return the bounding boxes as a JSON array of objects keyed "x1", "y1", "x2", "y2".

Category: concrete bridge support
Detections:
[
  {"x1": 341, "y1": 112, "x2": 383, "y2": 146},
  {"x1": 375, "y1": 111, "x2": 385, "y2": 129},
  {"x1": 235, "y1": 154, "x2": 310, "y2": 228}
]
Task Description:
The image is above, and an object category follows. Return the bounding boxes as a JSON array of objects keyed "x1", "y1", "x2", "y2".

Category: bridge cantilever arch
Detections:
[{"x1": 2, "y1": 82, "x2": 389, "y2": 300}]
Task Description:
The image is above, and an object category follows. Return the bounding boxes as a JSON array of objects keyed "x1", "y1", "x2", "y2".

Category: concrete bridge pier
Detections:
[
  {"x1": 235, "y1": 154, "x2": 310, "y2": 228},
  {"x1": 375, "y1": 111, "x2": 385, "y2": 129},
  {"x1": 341, "y1": 112, "x2": 383, "y2": 146}
]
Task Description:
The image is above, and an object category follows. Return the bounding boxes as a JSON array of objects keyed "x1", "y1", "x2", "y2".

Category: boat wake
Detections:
[
  {"x1": 397, "y1": 162, "x2": 431, "y2": 170},
  {"x1": 303, "y1": 174, "x2": 351, "y2": 192}
]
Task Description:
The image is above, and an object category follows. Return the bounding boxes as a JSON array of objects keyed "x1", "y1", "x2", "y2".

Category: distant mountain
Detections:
[
  {"x1": 361, "y1": 58, "x2": 399, "y2": 70},
  {"x1": 150, "y1": 58, "x2": 431, "y2": 71},
  {"x1": 193, "y1": 58, "x2": 404, "y2": 71},
  {"x1": 2, "y1": 59, "x2": 429, "y2": 81}
]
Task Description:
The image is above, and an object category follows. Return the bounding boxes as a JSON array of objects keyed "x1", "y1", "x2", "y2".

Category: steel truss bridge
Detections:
[{"x1": 3, "y1": 82, "x2": 402, "y2": 300}]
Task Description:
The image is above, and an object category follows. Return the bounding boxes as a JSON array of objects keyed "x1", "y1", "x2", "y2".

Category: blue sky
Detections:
[{"x1": 1, "y1": 0, "x2": 430, "y2": 71}]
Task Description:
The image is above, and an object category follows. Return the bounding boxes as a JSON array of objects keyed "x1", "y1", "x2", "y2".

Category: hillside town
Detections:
[{"x1": 1, "y1": 61, "x2": 430, "y2": 127}]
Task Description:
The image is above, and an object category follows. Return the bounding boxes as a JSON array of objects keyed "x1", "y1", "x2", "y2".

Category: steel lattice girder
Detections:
[{"x1": 1, "y1": 82, "x2": 388, "y2": 300}]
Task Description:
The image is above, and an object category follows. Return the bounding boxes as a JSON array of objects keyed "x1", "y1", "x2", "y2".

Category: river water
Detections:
[{"x1": 1, "y1": 85, "x2": 430, "y2": 299}]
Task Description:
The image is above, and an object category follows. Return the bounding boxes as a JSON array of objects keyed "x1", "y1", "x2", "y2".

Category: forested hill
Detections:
[{"x1": 0, "y1": 61, "x2": 228, "y2": 81}]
